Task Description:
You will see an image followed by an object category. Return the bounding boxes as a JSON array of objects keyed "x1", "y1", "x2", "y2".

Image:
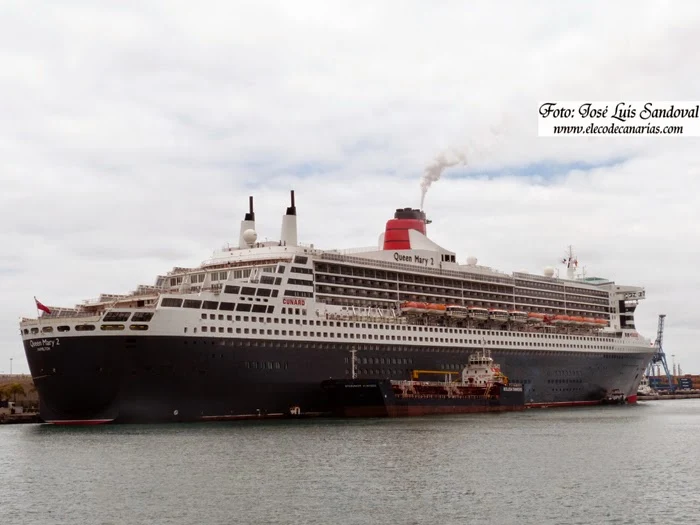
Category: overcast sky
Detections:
[{"x1": 1, "y1": 1, "x2": 699, "y2": 375}]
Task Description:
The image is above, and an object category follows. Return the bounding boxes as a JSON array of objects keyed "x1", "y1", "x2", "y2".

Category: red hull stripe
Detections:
[
  {"x1": 45, "y1": 419, "x2": 114, "y2": 425},
  {"x1": 526, "y1": 400, "x2": 603, "y2": 408}
]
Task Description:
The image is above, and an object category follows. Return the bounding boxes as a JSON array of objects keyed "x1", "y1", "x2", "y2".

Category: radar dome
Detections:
[
  {"x1": 466, "y1": 256, "x2": 478, "y2": 266},
  {"x1": 543, "y1": 267, "x2": 555, "y2": 278},
  {"x1": 242, "y1": 229, "x2": 258, "y2": 245}
]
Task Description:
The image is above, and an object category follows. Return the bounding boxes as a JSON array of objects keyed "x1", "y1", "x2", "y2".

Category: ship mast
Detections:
[{"x1": 563, "y1": 245, "x2": 578, "y2": 280}]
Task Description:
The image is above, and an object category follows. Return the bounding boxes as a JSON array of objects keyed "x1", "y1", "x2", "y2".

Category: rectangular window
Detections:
[
  {"x1": 104, "y1": 311, "x2": 131, "y2": 322},
  {"x1": 203, "y1": 301, "x2": 218, "y2": 310},
  {"x1": 224, "y1": 285, "x2": 240, "y2": 294},
  {"x1": 131, "y1": 312, "x2": 154, "y2": 322},
  {"x1": 288, "y1": 278, "x2": 314, "y2": 287},
  {"x1": 252, "y1": 305, "x2": 267, "y2": 313},
  {"x1": 283, "y1": 290, "x2": 313, "y2": 298},
  {"x1": 161, "y1": 298, "x2": 183, "y2": 307},
  {"x1": 290, "y1": 267, "x2": 313, "y2": 275},
  {"x1": 183, "y1": 299, "x2": 202, "y2": 309},
  {"x1": 236, "y1": 303, "x2": 252, "y2": 312},
  {"x1": 256, "y1": 288, "x2": 272, "y2": 297},
  {"x1": 219, "y1": 302, "x2": 235, "y2": 311},
  {"x1": 241, "y1": 287, "x2": 256, "y2": 296}
]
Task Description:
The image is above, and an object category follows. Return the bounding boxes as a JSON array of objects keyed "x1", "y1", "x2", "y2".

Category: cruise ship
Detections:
[{"x1": 19, "y1": 192, "x2": 654, "y2": 424}]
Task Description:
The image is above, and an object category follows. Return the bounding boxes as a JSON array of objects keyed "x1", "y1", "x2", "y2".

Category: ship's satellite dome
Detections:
[
  {"x1": 466, "y1": 256, "x2": 477, "y2": 266},
  {"x1": 544, "y1": 267, "x2": 555, "y2": 278},
  {"x1": 243, "y1": 229, "x2": 258, "y2": 244}
]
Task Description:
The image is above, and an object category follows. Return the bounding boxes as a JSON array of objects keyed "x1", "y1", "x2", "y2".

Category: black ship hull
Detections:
[
  {"x1": 24, "y1": 335, "x2": 651, "y2": 424},
  {"x1": 321, "y1": 379, "x2": 525, "y2": 417}
]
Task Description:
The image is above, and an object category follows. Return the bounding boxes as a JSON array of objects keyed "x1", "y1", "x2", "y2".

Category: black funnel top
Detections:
[
  {"x1": 286, "y1": 190, "x2": 297, "y2": 216},
  {"x1": 394, "y1": 207, "x2": 426, "y2": 221}
]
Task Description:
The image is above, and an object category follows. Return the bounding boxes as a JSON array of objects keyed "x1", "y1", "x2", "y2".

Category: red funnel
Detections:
[{"x1": 382, "y1": 208, "x2": 427, "y2": 250}]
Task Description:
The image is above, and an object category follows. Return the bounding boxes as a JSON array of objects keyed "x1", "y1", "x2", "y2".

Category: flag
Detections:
[
  {"x1": 561, "y1": 258, "x2": 567, "y2": 264},
  {"x1": 34, "y1": 297, "x2": 51, "y2": 314}
]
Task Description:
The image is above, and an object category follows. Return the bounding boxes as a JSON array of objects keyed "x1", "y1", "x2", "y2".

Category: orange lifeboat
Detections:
[
  {"x1": 594, "y1": 318, "x2": 608, "y2": 327},
  {"x1": 569, "y1": 316, "x2": 585, "y2": 324},
  {"x1": 527, "y1": 312, "x2": 545, "y2": 323},
  {"x1": 400, "y1": 301, "x2": 422, "y2": 313},
  {"x1": 425, "y1": 303, "x2": 447, "y2": 314},
  {"x1": 583, "y1": 317, "x2": 597, "y2": 326},
  {"x1": 553, "y1": 315, "x2": 571, "y2": 324}
]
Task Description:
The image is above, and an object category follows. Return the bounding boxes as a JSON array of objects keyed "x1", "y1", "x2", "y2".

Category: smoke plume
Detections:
[
  {"x1": 419, "y1": 118, "x2": 508, "y2": 209},
  {"x1": 420, "y1": 150, "x2": 467, "y2": 209}
]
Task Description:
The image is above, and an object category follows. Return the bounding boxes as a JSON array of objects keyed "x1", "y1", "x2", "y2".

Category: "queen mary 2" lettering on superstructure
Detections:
[{"x1": 393, "y1": 252, "x2": 434, "y2": 267}]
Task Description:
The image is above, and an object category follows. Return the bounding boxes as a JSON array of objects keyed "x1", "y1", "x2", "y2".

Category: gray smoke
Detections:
[
  {"x1": 419, "y1": 120, "x2": 507, "y2": 209},
  {"x1": 419, "y1": 150, "x2": 467, "y2": 209}
]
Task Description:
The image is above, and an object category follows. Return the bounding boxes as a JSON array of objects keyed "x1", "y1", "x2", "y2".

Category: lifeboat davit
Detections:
[
  {"x1": 508, "y1": 310, "x2": 528, "y2": 323},
  {"x1": 446, "y1": 305, "x2": 469, "y2": 318},
  {"x1": 488, "y1": 309, "x2": 509, "y2": 321},
  {"x1": 468, "y1": 307, "x2": 489, "y2": 320}
]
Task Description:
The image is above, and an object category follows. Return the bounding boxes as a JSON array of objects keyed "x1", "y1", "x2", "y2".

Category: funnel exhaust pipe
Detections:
[
  {"x1": 239, "y1": 195, "x2": 256, "y2": 248},
  {"x1": 281, "y1": 189, "x2": 298, "y2": 245}
]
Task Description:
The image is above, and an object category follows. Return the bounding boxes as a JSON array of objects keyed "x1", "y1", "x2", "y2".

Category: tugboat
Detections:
[
  {"x1": 637, "y1": 376, "x2": 655, "y2": 397},
  {"x1": 321, "y1": 349, "x2": 525, "y2": 418},
  {"x1": 601, "y1": 389, "x2": 627, "y2": 405}
]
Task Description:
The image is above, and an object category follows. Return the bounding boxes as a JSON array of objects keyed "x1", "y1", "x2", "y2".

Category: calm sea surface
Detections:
[{"x1": 1, "y1": 400, "x2": 699, "y2": 525}]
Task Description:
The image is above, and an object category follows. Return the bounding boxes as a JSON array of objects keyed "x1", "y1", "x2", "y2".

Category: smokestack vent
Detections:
[
  {"x1": 394, "y1": 208, "x2": 426, "y2": 221},
  {"x1": 244, "y1": 196, "x2": 255, "y2": 221},
  {"x1": 286, "y1": 190, "x2": 297, "y2": 216},
  {"x1": 280, "y1": 189, "x2": 298, "y2": 246}
]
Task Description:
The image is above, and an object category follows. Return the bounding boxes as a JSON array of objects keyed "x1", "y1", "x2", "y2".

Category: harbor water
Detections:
[{"x1": 1, "y1": 400, "x2": 698, "y2": 525}]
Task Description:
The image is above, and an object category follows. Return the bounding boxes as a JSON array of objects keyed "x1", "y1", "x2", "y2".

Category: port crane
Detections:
[{"x1": 646, "y1": 314, "x2": 675, "y2": 392}]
